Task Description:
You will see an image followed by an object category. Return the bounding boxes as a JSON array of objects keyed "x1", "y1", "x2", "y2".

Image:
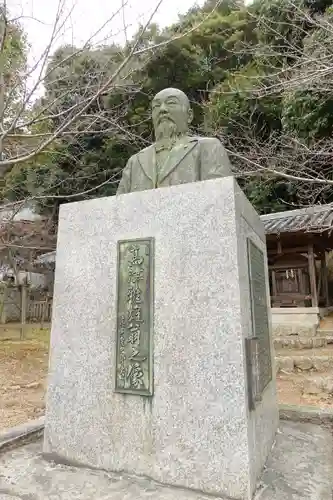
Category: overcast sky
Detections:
[
  {"x1": 7, "y1": 0, "x2": 204, "y2": 97},
  {"x1": 9, "y1": 0, "x2": 204, "y2": 67}
]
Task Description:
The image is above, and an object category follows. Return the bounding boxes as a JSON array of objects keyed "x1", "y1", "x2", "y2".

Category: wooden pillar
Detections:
[
  {"x1": 308, "y1": 243, "x2": 318, "y2": 307},
  {"x1": 271, "y1": 270, "x2": 277, "y2": 306},
  {"x1": 20, "y1": 285, "x2": 27, "y2": 340},
  {"x1": 321, "y1": 252, "x2": 330, "y2": 307},
  {"x1": 277, "y1": 239, "x2": 282, "y2": 254},
  {"x1": 0, "y1": 285, "x2": 6, "y2": 324},
  {"x1": 298, "y1": 268, "x2": 304, "y2": 294},
  {"x1": 317, "y1": 257, "x2": 322, "y2": 300}
]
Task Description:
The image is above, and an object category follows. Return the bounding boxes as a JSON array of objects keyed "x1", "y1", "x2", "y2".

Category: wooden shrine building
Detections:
[{"x1": 261, "y1": 205, "x2": 333, "y2": 311}]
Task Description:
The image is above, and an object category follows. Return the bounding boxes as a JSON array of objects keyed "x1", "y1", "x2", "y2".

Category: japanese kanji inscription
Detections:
[{"x1": 115, "y1": 238, "x2": 154, "y2": 396}]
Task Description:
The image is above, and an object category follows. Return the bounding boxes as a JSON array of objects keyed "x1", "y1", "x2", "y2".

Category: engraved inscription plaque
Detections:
[
  {"x1": 115, "y1": 238, "x2": 154, "y2": 396},
  {"x1": 247, "y1": 239, "x2": 272, "y2": 396}
]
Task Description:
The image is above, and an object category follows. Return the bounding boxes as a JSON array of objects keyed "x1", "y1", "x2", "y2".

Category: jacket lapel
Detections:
[
  {"x1": 136, "y1": 137, "x2": 199, "y2": 187},
  {"x1": 137, "y1": 146, "x2": 156, "y2": 186},
  {"x1": 157, "y1": 137, "x2": 198, "y2": 185}
]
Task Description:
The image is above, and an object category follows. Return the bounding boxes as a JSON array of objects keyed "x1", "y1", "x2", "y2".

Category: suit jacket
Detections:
[{"x1": 116, "y1": 136, "x2": 233, "y2": 194}]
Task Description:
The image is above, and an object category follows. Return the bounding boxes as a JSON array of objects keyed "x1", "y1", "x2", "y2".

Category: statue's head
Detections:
[{"x1": 152, "y1": 88, "x2": 193, "y2": 141}]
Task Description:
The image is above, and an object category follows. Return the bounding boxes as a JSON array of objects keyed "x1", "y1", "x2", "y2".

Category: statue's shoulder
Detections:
[
  {"x1": 186, "y1": 136, "x2": 223, "y2": 148},
  {"x1": 128, "y1": 144, "x2": 155, "y2": 162},
  {"x1": 194, "y1": 136, "x2": 223, "y2": 146}
]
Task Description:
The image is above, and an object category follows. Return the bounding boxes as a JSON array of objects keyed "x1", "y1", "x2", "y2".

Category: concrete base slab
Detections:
[
  {"x1": 0, "y1": 421, "x2": 332, "y2": 500},
  {"x1": 257, "y1": 421, "x2": 333, "y2": 499}
]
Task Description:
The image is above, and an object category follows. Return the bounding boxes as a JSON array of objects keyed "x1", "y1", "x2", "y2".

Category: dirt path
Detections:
[{"x1": 0, "y1": 326, "x2": 50, "y2": 431}]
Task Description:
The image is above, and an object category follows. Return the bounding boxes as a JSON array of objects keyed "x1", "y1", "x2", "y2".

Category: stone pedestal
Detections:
[{"x1": 44, "y1": 177, "x2": 278, "y2": 500}]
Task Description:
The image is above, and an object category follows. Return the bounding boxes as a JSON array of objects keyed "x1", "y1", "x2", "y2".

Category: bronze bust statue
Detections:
[{"x1": 117, "y1": 87, "x2": 233, "y2": 194}]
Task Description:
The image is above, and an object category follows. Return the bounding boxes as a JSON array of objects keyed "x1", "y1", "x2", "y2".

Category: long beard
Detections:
[{"x1": 155, "y1": 120, "x2": 178, "y2": 142}]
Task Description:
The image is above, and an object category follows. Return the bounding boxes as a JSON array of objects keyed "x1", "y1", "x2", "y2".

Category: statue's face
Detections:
[{"x1": 152, "y1": 88, "x2": 192, "y2": 140}]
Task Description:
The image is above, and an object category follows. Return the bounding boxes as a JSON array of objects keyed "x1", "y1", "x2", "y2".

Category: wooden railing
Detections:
[{"x1": 28, "y1": 300, "x2": 52, "y2": 322}]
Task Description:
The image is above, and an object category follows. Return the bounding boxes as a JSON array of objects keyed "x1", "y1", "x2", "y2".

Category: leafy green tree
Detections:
[
  {"x1": 8, "y1": 0, "x2": 333, "y2": 217},
  {"x1": 5, "y1": 0, "x2": 259, "y2": 216},
  {"x1": 204, "y1": 0, "x2": 333, "y2": 211}
]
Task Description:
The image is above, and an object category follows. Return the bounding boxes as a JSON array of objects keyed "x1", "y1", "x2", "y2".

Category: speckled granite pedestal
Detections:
[{"x1": 43, "y1": 177, "x2": 278, "y2": 500}]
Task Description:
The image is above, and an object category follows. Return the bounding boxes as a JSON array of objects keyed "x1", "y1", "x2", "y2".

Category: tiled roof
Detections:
[{"x1": 260, "y1": 205, "x2": 333, "y2": 234}]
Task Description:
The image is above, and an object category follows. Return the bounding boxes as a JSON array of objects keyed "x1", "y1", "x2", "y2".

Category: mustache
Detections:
[{"x1": 156, "y1": 113, "x2": 175, "y2": 124}]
